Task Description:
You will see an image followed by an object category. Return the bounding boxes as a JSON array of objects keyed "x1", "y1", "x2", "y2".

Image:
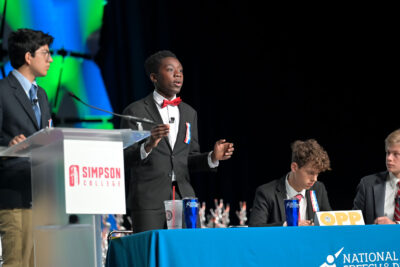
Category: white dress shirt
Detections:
[
  {"x1": 140, "y1": 90, "x2": 219, "y2": 181},
  {"x1": 153, "y1": 90, "x2": 180, "y2": 149},
  {"x1": 285, "y1": 174, "x2": 307, "y2": 220}
]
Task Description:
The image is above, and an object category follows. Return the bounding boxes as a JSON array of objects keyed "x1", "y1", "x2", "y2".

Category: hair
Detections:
[
  {"x1": 7, "y1": 28, "x2": 54, "y2": 69},
  {"x1": 144, "y1": 50, "x2": 177, "y2": 77},
  {"x1": 385, "y1": 129, "x2": 400, "y2": 150},
  {"x1": 291, "y1": 139, "x2": 331, "y2": 172}
]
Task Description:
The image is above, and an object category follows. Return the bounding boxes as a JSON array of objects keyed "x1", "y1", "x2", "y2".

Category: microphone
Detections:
[
  {"x1": 32, "y1": 99, "x2": 38, "y2": 105},
  {"x1": 67, "y1": 92, "x2": 156, "y2": 125}
]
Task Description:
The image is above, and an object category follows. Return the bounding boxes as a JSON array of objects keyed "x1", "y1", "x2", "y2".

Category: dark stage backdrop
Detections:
[{"x1": 96, "y1": 1, "x2": 397, "y2": 225}]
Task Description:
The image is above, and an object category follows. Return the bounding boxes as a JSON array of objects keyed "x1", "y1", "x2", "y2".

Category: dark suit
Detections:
[
  {"x1": 352, "y1": 171, "x2": 388, "y2": 225},
  {"x1": 121, "y1": 93, "x2": 214, "y2": 233},
  {"x1": 0, "y1": 72, "x2": 52, "y2": 208},
  {"x1": 249, "y1": 175, "x2": 332, "y2": 227}
]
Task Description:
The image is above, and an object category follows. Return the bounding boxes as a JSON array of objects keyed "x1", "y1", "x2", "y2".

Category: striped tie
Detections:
[
  {"x1": 295, "y1": 194, "x2": 303, "y2": 220},
  {"x1": 394, "y1": 182, "x2": 400, "y2": 222}
]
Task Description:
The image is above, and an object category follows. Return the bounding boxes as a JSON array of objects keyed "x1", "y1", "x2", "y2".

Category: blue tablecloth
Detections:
[{"x1": 106, "y1": 225, "x2": 400, "y2": 267}]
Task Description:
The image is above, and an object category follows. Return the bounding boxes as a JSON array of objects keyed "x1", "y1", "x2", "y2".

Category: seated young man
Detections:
[
  {"x1": 249, "y1": 139, "x2": 332, "y2": 227},
  {"x1": 353, "y1": 128, "x2": 400, "y2": 225}
]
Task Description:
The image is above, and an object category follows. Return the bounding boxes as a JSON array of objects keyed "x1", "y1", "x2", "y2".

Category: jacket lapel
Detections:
[
  {"x1": 143, "y1": 93, "x2": 172, "y2": 151},
  {"x1": 276, "y1": 176, "x2": 287, "y2": 221},
  {"x1": 173, "y1": 104, "x2": 187, "y2": 152},
  {"x1": 144, "y1": 93, "x2": 163, "y2": 124},
  {"x1": 373, "y1": 172, "x2": 387, "y2": 218},
  {"x1": 37, "y1": 89, "x2": 48, "y2": 128},
  {"x1": 9, "y1": 74, "x2": 40, "y2": 130}
]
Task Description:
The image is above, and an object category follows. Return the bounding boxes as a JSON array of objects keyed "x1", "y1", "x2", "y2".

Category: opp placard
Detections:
[{"x1": 314, "y1": 210, "x2": 365, "y2": 226}]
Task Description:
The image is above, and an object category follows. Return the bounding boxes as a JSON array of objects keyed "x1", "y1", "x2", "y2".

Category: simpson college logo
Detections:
[
  {"x1": 69, "y1": 165, "x2": 79, "y2": 186},
  {"x1": 68, "y1": 164, "x2": 122, "y2": 188}
]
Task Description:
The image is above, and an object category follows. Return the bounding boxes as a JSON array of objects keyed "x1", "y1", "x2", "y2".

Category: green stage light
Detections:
[{"x1": 2, "y1": 0, "x2": 113, "y2": 129}]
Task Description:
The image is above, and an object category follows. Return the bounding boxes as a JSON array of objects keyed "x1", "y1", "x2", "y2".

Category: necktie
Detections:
[
  {"x1": 295, "y1": 194, "x2": 303, "y2": 220},
  {"x1": 29, "y1": 85, "x2": 41, "y2": 127},
  {"x1": 161, "y1": 97, "x2": 182, "y2": 108},
  {"x1": 394, "y1": 182, "x2": 400, "y2": 222}
]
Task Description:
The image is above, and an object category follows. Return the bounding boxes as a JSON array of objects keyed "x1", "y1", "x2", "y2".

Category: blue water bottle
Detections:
[
  {"x1": 284, "y1": 199, "x2": 299, "y2": 226},
  {"x1": 183, "y1": 197, "x2": 199, "y2": 228}
]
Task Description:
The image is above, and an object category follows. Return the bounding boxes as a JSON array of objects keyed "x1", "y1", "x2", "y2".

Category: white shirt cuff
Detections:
[
  {"x1": 140, "y1": 142, "x2": 151, "y2": 160},
  {"x1": 208, "y1": 151, "x2": 219, "y2": 168}
]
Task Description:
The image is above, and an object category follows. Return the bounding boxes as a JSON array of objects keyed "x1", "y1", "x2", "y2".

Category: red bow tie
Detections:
[{"x1": 161, "y1": 97, "x2": 182, "y2": 108}]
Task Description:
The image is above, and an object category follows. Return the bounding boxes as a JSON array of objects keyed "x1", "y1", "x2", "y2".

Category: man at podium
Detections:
[
  {"x1": 0, "y1": 29, "x2": 54, "y2": 266},
  {"x1": 121, "y1": 50, "x2": 234, "y2": 233}
]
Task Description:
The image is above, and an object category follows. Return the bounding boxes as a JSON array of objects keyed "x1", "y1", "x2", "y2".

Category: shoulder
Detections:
[
  {"x1": 0, "y1": 75, "x2": 14, "y2": 99},
  {"x1": 0, "y1": 74, "x2": 13, "y2": 88},
  {"x1": 0, "y1": 79, "x2": 6, "y2": 94},
  {"x1": 359, "y1": 171, "x2": 387, "y2": 185},
  {"x1": 0, "y1": 77, "x2": 6, "y2": 86},
  {"x1": 311, "y1": 181, "x2": 327, "y2": 190},
  {"x1": 122, "y1": 94, "x2": 151, "y2": 113},
  {"x1": 309, "y1": 181, "x2": 329, "y2": 195},
  {"x1": 37, "y1": 85, "x2": 48, "y2": 98},
  {"x1": 0, "y1": 73, "x2": 24, "y2": 94},
  {"x1": 256, "y1": 178, "x2": 281, "y2": 194},
  {"x1": 179, "y1": 101, "x2": 196, "y2": 114}
]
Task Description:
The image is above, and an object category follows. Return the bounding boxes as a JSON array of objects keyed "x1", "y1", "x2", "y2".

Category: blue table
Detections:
[{"x1": 106, "y1": 225, "x2": 400, "y2": 267}]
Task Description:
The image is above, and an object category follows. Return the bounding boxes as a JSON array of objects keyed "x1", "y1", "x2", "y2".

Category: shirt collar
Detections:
[
  {"x1": 388, "y1": 172, "x2": 400, "y2": 188},
  {"x1": 12, "y1": 69, "x2": 38, "y2": 96},
  {"x1": 285, "y1": 173, "x2": 306, "y2": 199},
  {"x1": 153, "y1": 90, "x2": 177, "y2": 107}
]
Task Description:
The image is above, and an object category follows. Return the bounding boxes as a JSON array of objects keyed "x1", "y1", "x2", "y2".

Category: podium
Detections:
[{"x1": 0, "y1": 127, "x2": 149, "y2": 267}]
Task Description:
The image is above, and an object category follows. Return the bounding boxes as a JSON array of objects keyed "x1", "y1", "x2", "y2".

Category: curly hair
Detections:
[
  {"x1": 144, "y1": 50, "x2": 177, "y2": 77},
  {"x1": 385, "y1": 129, "x2": 400, "y2": 150},
  {"x1": 291, "y1": 139, "x2": 331, "y2": 172}
]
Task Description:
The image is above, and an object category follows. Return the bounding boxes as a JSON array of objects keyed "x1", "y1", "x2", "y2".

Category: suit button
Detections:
[{"x1": 171, "y1": 155, "x2": 174, "y2": 159}]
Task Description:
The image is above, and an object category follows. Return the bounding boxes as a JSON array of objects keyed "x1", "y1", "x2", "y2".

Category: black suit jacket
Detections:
[
  {"x1": 0, "y1": 72, "x2": 51, "y2": 208},
  {"x1": 248, "y1": 175, "x2": 332, "y2": 227},
  {"x1": 352, "y1": 171, "x2": 388, "y2": 225},
  {"x1": 121, "y1": 93, "x2": 214, "y2": 232}
]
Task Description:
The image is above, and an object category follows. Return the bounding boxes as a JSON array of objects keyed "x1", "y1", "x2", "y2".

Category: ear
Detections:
[
  {"x1": 149, "y1": 73, "x2": 158, "y2": 84},
  {"x1": 290, "y1": 162, "x2": 298, "y2": 172},
  {"x1": 24, "y1": 52, "x2": 32, "y2": 65}
]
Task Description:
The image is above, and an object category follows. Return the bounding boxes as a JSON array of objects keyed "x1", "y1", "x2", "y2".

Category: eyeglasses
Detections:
[{"x1": 35, "y1": 50, "x2": 52, "y2": 60}]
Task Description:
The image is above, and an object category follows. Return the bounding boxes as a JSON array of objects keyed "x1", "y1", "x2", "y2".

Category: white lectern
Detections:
[{"x1": 0, "y1": 128, "x2": 149, "y2": 267}]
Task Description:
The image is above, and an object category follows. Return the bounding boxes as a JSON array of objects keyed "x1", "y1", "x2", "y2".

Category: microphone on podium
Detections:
[{"x1": 67, "y1": 92, "x2": 156, "y2": 125}]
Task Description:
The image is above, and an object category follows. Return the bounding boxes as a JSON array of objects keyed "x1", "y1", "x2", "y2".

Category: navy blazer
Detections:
[
  {"x1": 249, "y1": 175, "x2": 332, "y2": 227},
  {"x1": 0, "y1": 72, "x2": 51, "y2": 208},
  {"x1": 352, "y1": 171, "x2": 388, "y2": 224}
]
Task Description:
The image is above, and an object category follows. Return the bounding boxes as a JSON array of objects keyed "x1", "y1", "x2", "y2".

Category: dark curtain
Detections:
[{"x1": 96, "y1": 1, "x2": 397, "y2": 225}]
